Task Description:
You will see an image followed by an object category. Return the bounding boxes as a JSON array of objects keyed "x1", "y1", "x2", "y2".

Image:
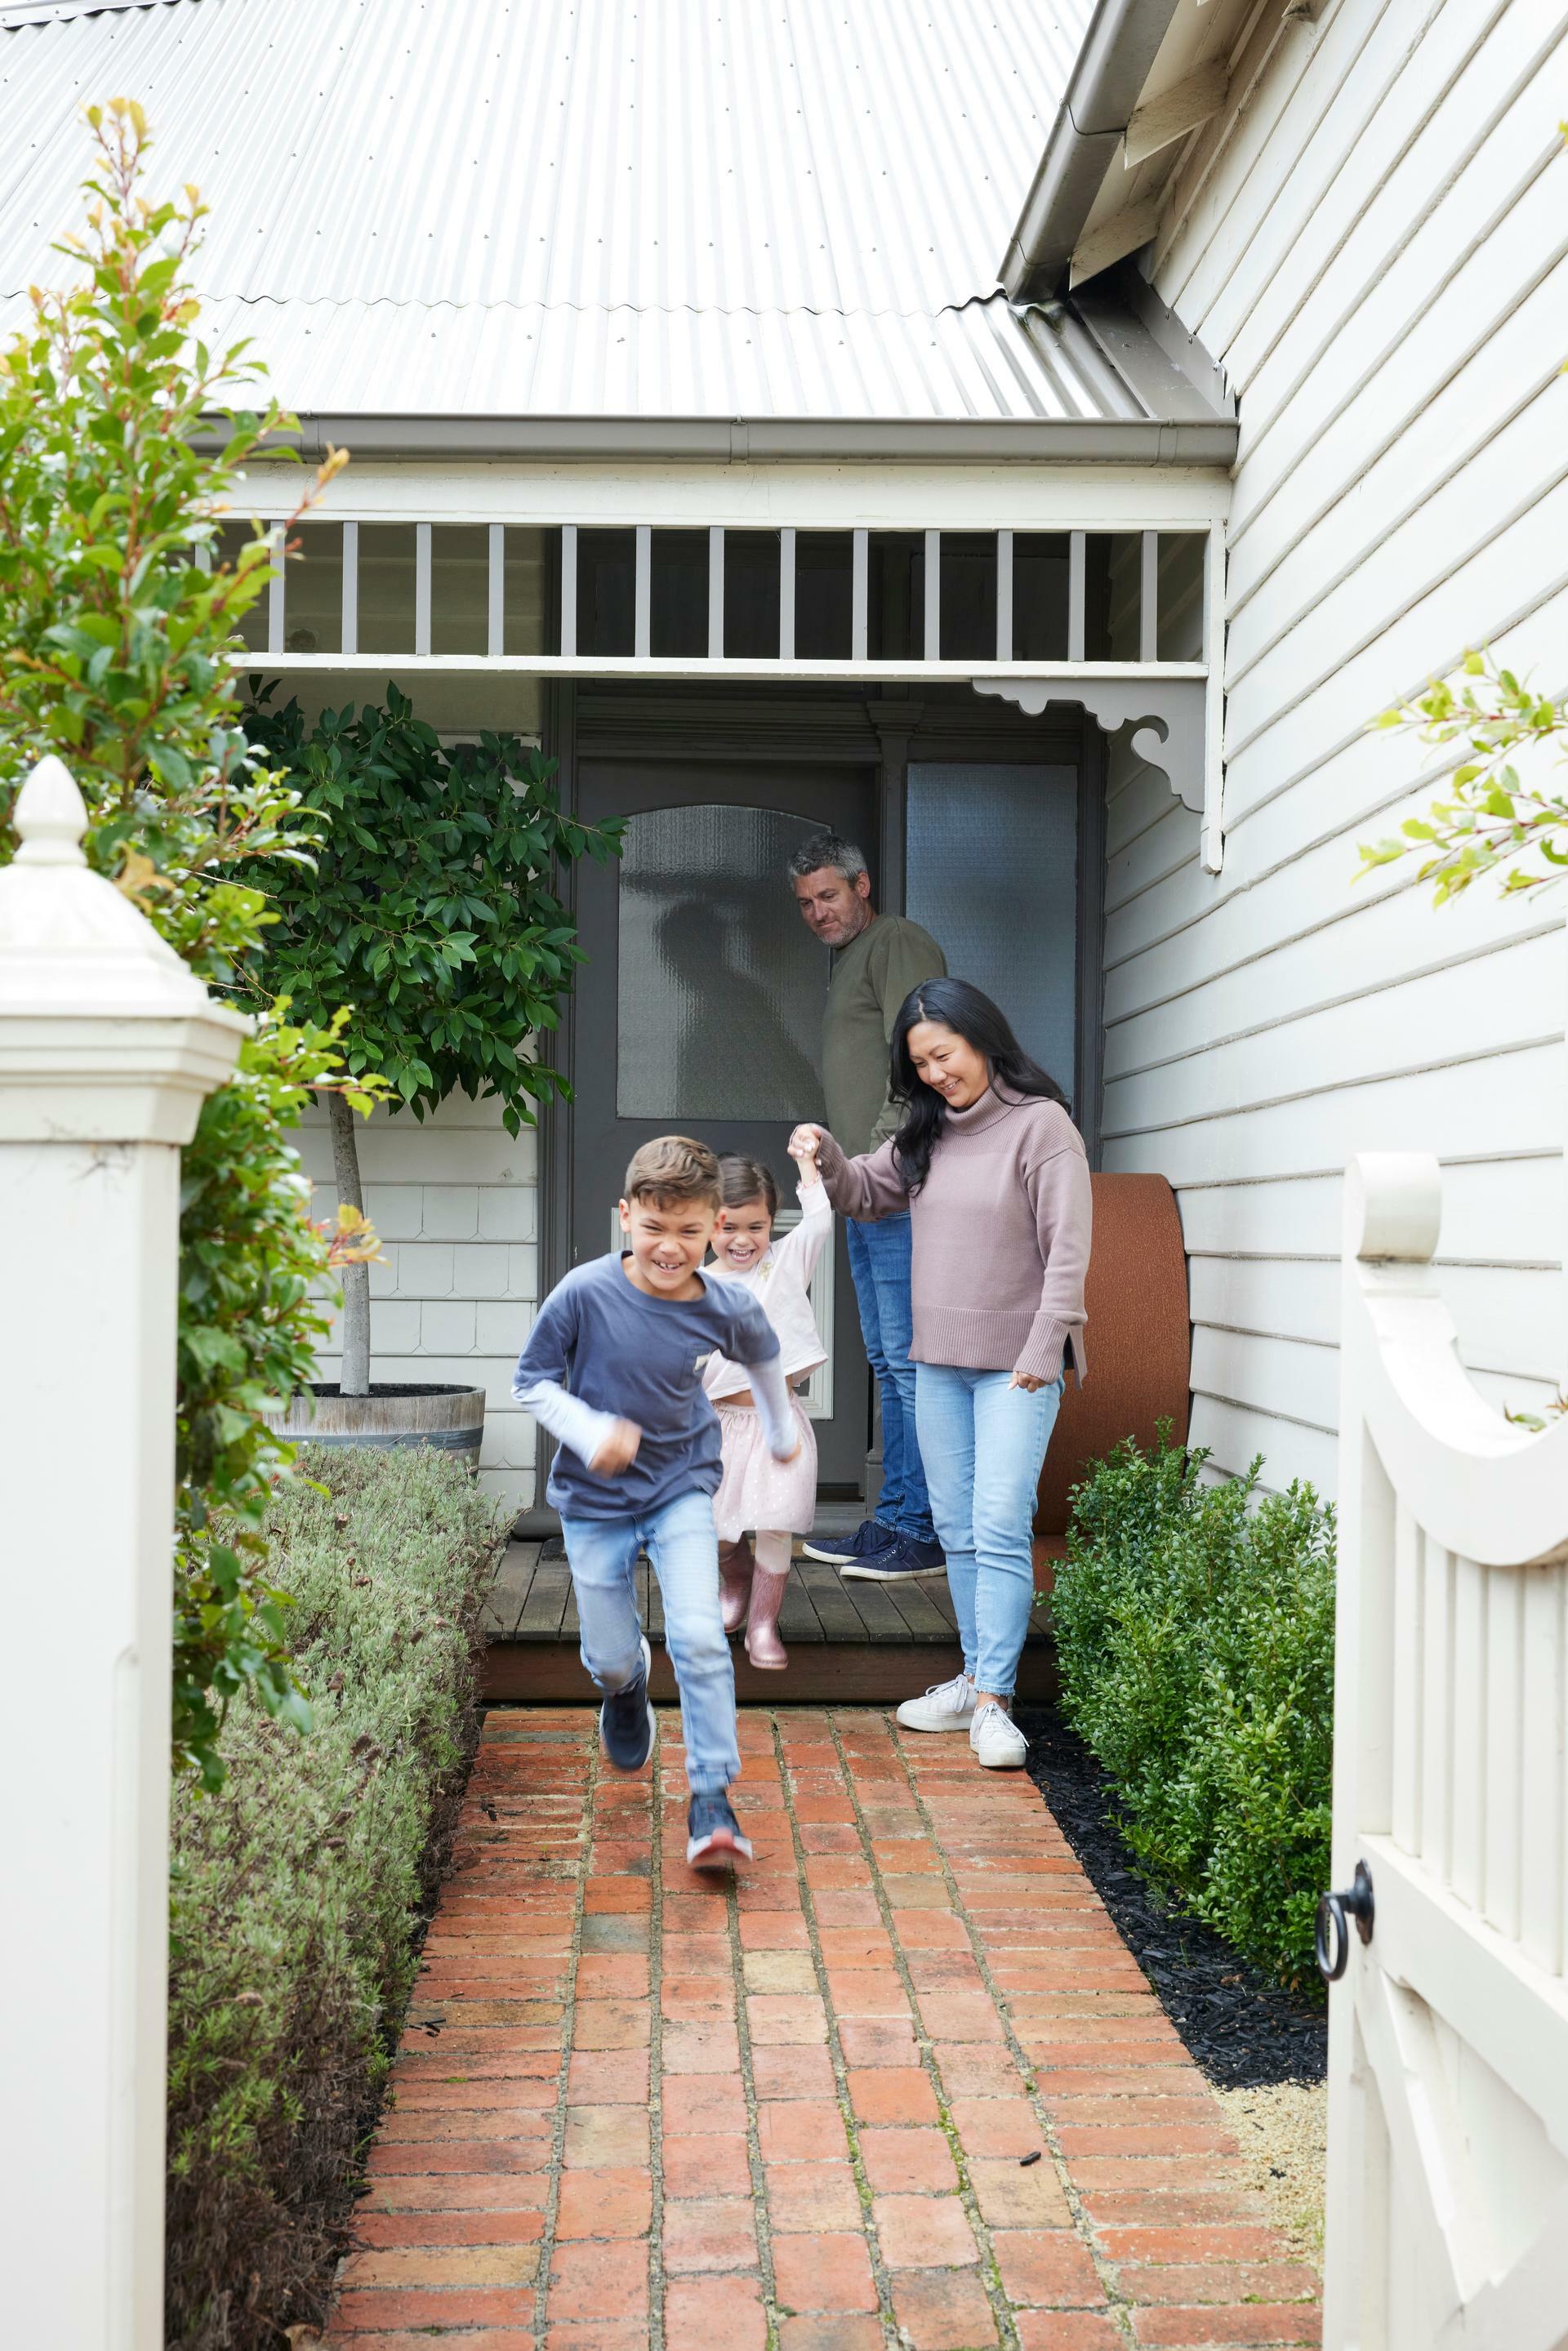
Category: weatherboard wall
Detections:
[{"x1": 1104, "y1": 0, "x2": 1568, "y2": 1494}]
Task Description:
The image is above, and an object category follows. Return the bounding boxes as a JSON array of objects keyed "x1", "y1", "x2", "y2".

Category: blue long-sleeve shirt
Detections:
[{"x1": 513, "y1": 1251, "x2": 790, "y2": 1520}]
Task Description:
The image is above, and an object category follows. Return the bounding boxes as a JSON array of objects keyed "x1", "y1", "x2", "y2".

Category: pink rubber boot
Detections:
[
  {"x1": 718, "y1": 1538, "x2": 755, "y2": 1636},
  {"x1": 744, "y1": 1532, "x2": 792, "y2": 1671}
]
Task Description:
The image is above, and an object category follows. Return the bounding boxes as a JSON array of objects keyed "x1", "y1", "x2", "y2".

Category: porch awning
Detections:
[{"x1": 223, "y1": 514, "x2": 1227, "y2": 874}]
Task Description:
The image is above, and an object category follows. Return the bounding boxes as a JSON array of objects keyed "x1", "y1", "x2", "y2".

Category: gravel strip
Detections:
[{"x1": 1216, "y1": 2080, "x2": 1328, "y2": 2267}]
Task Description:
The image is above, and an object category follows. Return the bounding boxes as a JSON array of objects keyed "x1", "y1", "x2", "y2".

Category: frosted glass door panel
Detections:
[
  {"x1": 617, "y1": 805, "x2": 829, "y2": 1121},
  {"x1": 906, "y1": 765, "x2": 1077, "y2": 1102}
]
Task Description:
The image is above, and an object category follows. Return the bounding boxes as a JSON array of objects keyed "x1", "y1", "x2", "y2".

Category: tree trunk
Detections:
[{"x1": 327, "y1": 1086, "x2": 372, "y2": 1396}]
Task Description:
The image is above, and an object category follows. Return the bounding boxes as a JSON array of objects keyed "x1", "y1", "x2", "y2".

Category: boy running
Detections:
[{"x1": 512, "y1": 1134, "x2": 799, "y2": 1867}]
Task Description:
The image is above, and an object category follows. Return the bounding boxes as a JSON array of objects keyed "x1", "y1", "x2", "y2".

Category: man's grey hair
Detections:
[{"x1": 786, "y1": 830, "x2": 869, "y2": 887}]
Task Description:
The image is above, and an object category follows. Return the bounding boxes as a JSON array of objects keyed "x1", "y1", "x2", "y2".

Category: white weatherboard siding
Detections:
[
  {"x1": 1106, "y1": 0, "x2": 1568, "y2": 1494},
  {"x1": 292, "y1": 1095, "x2": 540, "y2": 1516}
]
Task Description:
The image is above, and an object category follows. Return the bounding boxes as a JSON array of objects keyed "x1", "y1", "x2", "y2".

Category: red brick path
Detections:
[{"x1": 327, "y1": 1707, "x2": 1320, "y2": 2349}]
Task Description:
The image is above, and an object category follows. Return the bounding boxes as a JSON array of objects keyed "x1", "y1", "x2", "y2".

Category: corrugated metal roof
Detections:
[
  {"x1": 184, "y1": 289, "x2": 1155, "y2": 425},
  {"x1": 0, "y1": 0, "x2": 1229, "y2": 435}
]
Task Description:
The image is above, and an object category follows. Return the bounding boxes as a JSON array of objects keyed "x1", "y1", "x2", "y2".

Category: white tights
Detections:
[{"x1": 752, "y1": 1529, "x2": 792, "y2": 1578}]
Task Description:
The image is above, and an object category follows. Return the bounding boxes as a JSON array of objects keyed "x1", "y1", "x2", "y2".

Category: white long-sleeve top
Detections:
[{"x1": 702, "y1": 1180, "x2": 832, "y2": 1400}]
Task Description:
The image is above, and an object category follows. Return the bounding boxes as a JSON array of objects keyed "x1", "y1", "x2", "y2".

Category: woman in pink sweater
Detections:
[{"x1": 790, "y1": 977, "x2": 1091, "y2": 1769}]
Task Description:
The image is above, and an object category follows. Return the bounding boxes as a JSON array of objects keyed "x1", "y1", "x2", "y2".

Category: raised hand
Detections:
[{"x1": 788, "y1": 1123, "x2": 826, "y2": 1164}]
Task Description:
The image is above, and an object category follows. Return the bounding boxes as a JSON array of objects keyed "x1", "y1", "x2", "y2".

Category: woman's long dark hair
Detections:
[{"x1": 889, "y1": 977, "x2": 1068, "y2": 1193}]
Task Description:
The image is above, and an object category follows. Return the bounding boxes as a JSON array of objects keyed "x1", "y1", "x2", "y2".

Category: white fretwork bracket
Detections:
[{"x1": 971, "y1": 671, "x2": 1223, "y2": 872}]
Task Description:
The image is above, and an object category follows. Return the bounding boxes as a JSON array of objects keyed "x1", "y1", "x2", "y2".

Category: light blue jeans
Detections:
[
  {"x1": 915, "y1": 1365, "x2": 1065, "y2": 1698},
  {"x1": 845, "y1": 1212, "x2": 936, "y2": 1543},
  {"x1": 559, "y1": 1488, "x2": 738, "y2": 1794}
]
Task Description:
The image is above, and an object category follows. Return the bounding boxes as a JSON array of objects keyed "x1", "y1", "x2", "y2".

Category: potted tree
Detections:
[{"x1": 252, "y1": 683, "x2": 620, "y2": 1458}]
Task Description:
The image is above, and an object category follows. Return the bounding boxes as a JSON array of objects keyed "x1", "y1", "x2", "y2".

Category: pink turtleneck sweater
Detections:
[{"x1": 815, "y1": 1085, "x2": 1091, "y2": 1383}]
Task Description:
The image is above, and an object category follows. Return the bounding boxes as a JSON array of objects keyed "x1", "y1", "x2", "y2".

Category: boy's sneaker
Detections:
[
  {"x1": 686, "y1": 1792, "x2": 754, "y2": 1869},
  {"x1": 970, "y1": 1703, "x2": 1029, "y2": 1770},
  {"x1": 599, "y1": 1636, "x2": 655, "y2": 1774},
  {"x1": 897, "y1": 1671, "x2": 977, "y2": 1733},
  {"x1": 802, "y1": 1518, "x2": 893, "y2": 1567},
  {"x1": 841, "y1": 1532, "x2": 946, "y2": 1583}
]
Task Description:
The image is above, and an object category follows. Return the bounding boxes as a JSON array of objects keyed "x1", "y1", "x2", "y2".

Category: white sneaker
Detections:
[
  {"x1": 896, "y1": 1671, "x2": 977, "y2": 1733},
  {"x1": 970, "y1": 1702, "x2": 1028, "y2": 1770}
]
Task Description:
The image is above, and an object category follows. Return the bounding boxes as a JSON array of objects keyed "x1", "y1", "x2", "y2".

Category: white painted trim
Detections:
[
  {"x1": 226, "y1": 652, "x2": 1206, "y2": 683},
  {"x1": 267, "y1": 526, "x2": 285, "y2": 655},
  {"x1": 708, "y1": 526, "x2": 724, "y2": 660},
  {"x1": 1200, "y1": 520, "x2": 1226, "y2": 875},
  {"x1": 924, "y1": 528, "x2": 941, "y2": 659},
  {"x1": 234, "y1": 460, "x2": 1231, "y2": 532},
  {"x1": 414, "y1": 522, "x2": 432, "y2": 657},
  {"x1": 1070, "y1": 197, "x2": 1163, "y2": 291},
  {"x1": 634, "y1": 525, "x2": 651, "y2": 660},
  {"x1": 559, "y1": 524, "x2": 577, "y2": 658},
  {"x1": 341, "y1": 519, "x2": 359, "y2": 655},
  {"x1": 996, "y1": 528, "x2": 1014, "y2": 661},
  {"x1": 779, "y1": 528, "x2": 796, "y2": 660},
  {"x1": 1124, "y1": 60, "x2": 1231, "y2": 170},
  {"x1": 1068, "y1": 531, "x2": 1087, "y2": 660},
  {"x1": 488, "y1": 523, "x2": 505, "y2": 657},
  {"x1": 852, "y1": 529, "x2": 869, "y2": 661}
]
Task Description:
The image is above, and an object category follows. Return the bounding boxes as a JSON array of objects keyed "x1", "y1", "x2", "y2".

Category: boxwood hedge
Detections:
[
  {"x1": 1048, "y1": 1429, "x2": 1334, "y2": 1991},
  {"x1": 164, "y1": 1445, "x2": 505, "y2": 2349}
]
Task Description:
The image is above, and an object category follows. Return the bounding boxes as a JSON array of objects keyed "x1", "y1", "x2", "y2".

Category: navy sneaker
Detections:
[
  {"x1": 841, "y1": 1532, "x2": 946, "y2": 1583},
  {"x1": 802, "y1": 1518, "x2": 895, "y2": 1567},
  {"x1": 599, "y1": 1636, "x2": 655, "y2": 1773},
  {"x1": 686, "y1": 1792, "x2": 754, "y2": 1869}
]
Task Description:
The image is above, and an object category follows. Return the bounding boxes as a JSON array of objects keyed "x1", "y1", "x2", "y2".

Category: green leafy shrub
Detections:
[
  {"x1": 0, "y1": 100, "x2": 385, "y2": 1788},
  {"x1": 1049, "y1": 1429, "x2": 1334, "y2": 1990},
  {"x1": 244, "y1": 686, "x2": 621, "y2": 1396},
  {"x1": 164, "y1": 1446, "x2": 505, "y2": 2350}
]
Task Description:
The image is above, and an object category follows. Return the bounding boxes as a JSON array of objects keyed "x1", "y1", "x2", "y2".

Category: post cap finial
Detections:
[{"x1": 13, "y1": 755, "x2": 89, "y2": 869}]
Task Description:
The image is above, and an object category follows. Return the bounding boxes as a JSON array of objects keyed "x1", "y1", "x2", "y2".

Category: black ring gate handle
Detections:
[{"x1": 1315, "y1": 1859, "x2": 1375, "y2": 1984}]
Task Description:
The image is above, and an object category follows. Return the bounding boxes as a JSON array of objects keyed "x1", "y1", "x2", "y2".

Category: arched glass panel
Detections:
[{"x1": 616, "y1": 805, "x2": 830, "y2": 1120}]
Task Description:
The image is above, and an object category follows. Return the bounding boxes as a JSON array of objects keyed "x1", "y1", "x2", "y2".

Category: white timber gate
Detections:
[{"x1": 1322, "y1": 1152, "x2": 1568, "y2": 2349}]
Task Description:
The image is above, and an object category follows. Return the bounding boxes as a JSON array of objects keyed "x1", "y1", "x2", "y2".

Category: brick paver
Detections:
[{"x1": 326, "y1": 1708, "x2": 1320, "y2": 2349}]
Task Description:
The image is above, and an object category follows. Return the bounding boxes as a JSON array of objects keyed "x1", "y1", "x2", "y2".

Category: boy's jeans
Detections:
[
  {"x1": 844, "y1": 1213, "x2": 937, "y2": 1544},
  {"x1": 914, "y1": 1365, "x2": 1064, "y2": 1697},
  {"x1": 560, "y1": 1489, "x2": 739, "y2": 1794}
]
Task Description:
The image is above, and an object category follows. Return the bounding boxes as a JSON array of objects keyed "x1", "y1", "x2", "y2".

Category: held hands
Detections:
[
  {"x1": 590, "y1": 1418, "x2": 643, "y2": 1476},
  {"x1": 788, "y1": 1124, "x2": 825, "y2": 1174}
]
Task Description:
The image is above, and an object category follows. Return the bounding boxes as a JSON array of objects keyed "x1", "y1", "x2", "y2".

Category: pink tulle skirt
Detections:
[{"x1": 711, "y1": 1396, "x2": 817, "y2": 1540}]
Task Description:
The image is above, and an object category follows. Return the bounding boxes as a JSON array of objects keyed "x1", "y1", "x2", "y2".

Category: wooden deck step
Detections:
[{"x1": 479, "y1": 1538, "x2": 1056, "y2": 1706}]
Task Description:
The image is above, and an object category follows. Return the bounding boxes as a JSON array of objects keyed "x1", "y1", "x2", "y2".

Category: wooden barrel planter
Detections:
[
  {"x1": 269, "y1": 1383, "x2": 487, "y2": 1467},
  {"x1": 1033, "y1": 1171, "x2": 1191, "y2": 1597}
]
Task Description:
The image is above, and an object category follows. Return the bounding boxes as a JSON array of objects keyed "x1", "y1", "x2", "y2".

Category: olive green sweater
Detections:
[
  {"x1": 816, "y1": 1085, "x2": 1091, "y2": 1383},
  {"x1": 821, "y1": 912, "x2": 947, "y2": 1158}
]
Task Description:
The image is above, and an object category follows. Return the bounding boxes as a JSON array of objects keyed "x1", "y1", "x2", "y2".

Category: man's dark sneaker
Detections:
[
  {"x1": 841, "y1": 1532, "x2": 946, "y2": 1583},
  {"x1": 599, "y1": 1636, "x2": 655, "y2": 1773},
  {"x1": 686, "y1": 1792, "x2": 754, "y2": 1869},
  {"x1": 802, "y1": 1518, "x2": 895, "y2": 1567}
]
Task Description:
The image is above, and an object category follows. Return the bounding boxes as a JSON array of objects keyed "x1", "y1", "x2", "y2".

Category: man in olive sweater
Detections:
[{"x1": 788, "y1": 830, "x2": 947, "y2": 1581}]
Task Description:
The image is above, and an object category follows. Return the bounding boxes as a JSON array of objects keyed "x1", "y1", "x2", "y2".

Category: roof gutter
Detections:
[
  {"x1": 234, "y1": 410, "x2": 1236, "y2": 465},
  {"x1": 1000, "y1": 0, "x2": 1183, "y2": 302}
]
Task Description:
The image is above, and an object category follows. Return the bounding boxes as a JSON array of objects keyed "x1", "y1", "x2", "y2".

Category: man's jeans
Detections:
[
  {"x1": 915, "y1": 1365, "x2": 1064, "y2": 1696},
  {"x1": 845, "y1": 1212, "x2": 935, "y2": 1544},
  {"x1": 560, "y1": 1489, "x2": 738, "y2": 1794}
]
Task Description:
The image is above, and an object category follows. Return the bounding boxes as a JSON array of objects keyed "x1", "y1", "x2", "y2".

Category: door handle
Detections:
[{"x1": 1315, "y1": 1859, "x2": 1374, "y2": 1983}]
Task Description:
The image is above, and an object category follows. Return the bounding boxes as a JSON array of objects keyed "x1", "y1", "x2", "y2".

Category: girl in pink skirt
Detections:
[{"x1": 702, "y1": 1137, "x2": 832, "y2": 1668}]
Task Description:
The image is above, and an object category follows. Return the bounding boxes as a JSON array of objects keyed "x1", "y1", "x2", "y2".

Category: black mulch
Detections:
[{"x1": 1014, "y1": 1704, "x2": 1326, "y2": 2089}]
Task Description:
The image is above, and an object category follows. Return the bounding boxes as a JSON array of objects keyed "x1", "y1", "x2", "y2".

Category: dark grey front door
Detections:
[{"x1": 572, "y1": 759, "x2": 876, "y2": 1490}]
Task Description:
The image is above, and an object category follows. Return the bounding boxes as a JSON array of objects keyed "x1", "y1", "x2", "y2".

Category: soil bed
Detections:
[{"x1": 1015, "y1": 1703, "x2": 1326, "y2": 2090}]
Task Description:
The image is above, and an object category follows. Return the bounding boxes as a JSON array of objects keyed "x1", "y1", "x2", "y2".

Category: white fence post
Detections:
[{"x1": 0, "y1": 757, "x2": 246, "y2": 2348}]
